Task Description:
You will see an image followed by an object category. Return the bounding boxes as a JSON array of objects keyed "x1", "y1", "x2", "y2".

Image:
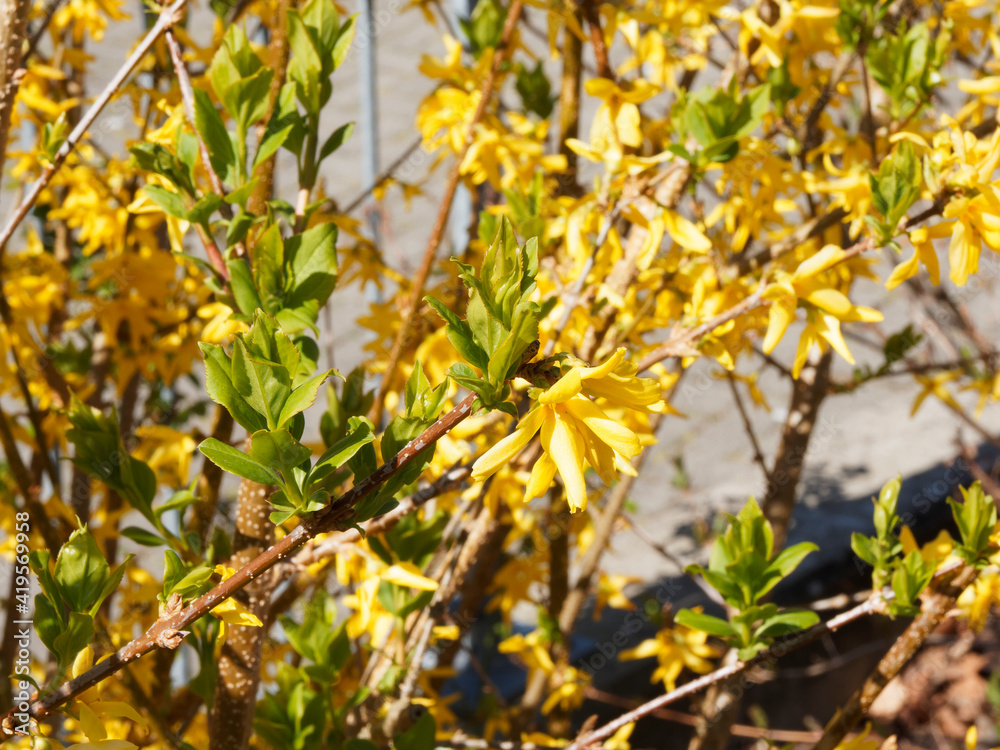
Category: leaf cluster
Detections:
[
  {"x1": 426, "y1": 216, "x2": 540, "y2": 415},
  {"x1": 676, "y1": 498, "x2": 819, "y2": 660}
]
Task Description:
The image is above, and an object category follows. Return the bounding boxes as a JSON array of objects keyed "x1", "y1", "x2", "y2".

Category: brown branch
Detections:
[
  {"x1": 810, "y1": 565, "x2": 978, "y2": 750},
  {"x1": 584, "y1": 686, "x2": 829, "y2": 743},
  {"x1": 582, "y1": 0, "x2": 612, "y2": 80},
  {"x1": 556, "y1": 10, "x2": 583, "y2": 197},
  {"x1": 636, "y1": 288, "x2": 765, "y2": 373},
  {"x1": 729, "y1": 207, "x2": 847, "y2": 276},
  {"x1": 368, "y1": 0, "x2": 524, "y2": 424},
  {"x1": 248, "y1": 0, "x2": 294, "y2": 215},
  {"x1": 0, "y1": 0, "x2": 188, "y2": 256},
  {"x1": 761, "y1": 350, "x2": 832, "y2": 550},
  {"x1": 1, "y1": 391, "x2": 478, "y2": 729},
  {"x1": 210, "y1": 455, "x2": 275, "y2": 750},
  {"x1": 0, "y1": 0, "x2": 30, "y2": 182}
]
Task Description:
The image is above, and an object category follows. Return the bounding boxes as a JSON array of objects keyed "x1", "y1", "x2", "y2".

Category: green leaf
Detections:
[
  {"x1": 193, "y1": 88, "x2": 236, "y2": 185},
  {"x1": 200, "y1": 341, "x2": 268, "y2": 432},
  {"x1": 155, "y1": 487, "x2": 201, "y2": 519},
  {"x1": 331, "y1": 15, "x2": 355, "y2": 70},
  {"x1": 231, "y1": 337, "x2": 292, "y2": 430},
  {"x1": 753, "y1": 609, "x2": 820, "y2": 639},
  {"x1": 55, "y1": 527, "x2": 110, "y2": 613},
  {"x1": 515, "y1": 61, "x2": 555, "y2": 119},
  {"x1": 674, "y1": 609, "x2": 736, "y2": 638},
  {"x1": 252, "y1": 223, "x2": 285, "y2": 311},
  {"x1": 393, "y1": 706, "x2": 436, "y2": 750},
  {"x1": 278, "y1": 369, "x2": 335, "y2": 427},
  {"x1": 199, "y1": 437, "x2": 280, "y2": 485},
  {"x1": 318, "y1": 122, "x2": 354, "y2": 162},
  {"x1": 249, "y1": 428, "x2": 312, "y2": 488},
  {"x1": 144, "y1": 185, "x2": 189, "y2": 220},
  {"x1": 851, "y1": 532, "x2": 879, "y2": 566},
  {"x1": 254, "y1": 122, "x2": 295, "y2": 170},
  {"x1": 285, "y1": 222, "x2": 338, "y2": 310},
  {"x1": 121, "y1": 527, "x2": 166, "y2": 547},
  {"x1": 52, "y1": 612, "x2": 94, "y2": 671},
  {"x1": 90, "y1": 556, "x2": 132, "y2": 618},
  {"x1": 425, "y1": 297, "x2": 488, "y2": 371},
  {"x1": 763, "y1": 542, "x2": 818, "y2": 582},
  {"x1": 187, "y1": 193, "x2": 223, "y2": 225}
]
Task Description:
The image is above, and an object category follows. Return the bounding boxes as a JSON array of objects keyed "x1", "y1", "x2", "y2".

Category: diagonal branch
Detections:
[
  {"x1": 1, "y1": 390, "x2": 480, "y2": 731},
  {"x1": 0, "y1": 0, "x2": 188, "y2": 256}
]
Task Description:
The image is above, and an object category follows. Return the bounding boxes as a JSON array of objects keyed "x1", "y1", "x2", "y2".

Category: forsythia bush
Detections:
[{"x1": 2, "y1": 0, "x2": 1000, "y2": 748}]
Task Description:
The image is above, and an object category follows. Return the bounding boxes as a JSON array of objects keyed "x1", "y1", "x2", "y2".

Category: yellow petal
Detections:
[
  {"x1": 564, "y1": 397, "x2": 642, "y2": 458},
  {"x1": 89, "y1": 701, "x2": 148, "y2": 732},
  {"x1": 664, "y1": 210, "x2": 712, "y2": 252},
  {"x1": 539, "y1": 369, "x2": 584, "y2": 404},
  {"x1": 792, "y1": 244, "x2": 845, "y2": 280},
  {"x1": 212, "y1": 598, "x2": 263, "y2": 628},
  {"x1": 79, "y1": 703, "x2": 107, "y2": 742},
  {"x1": 815, "y1": 314, "x2": 855, "y2": 365},
  {"x1": 899, "y1": 525, "x2": 918, "y2": 555},
  {"x1": 948, "y1": 219, "x2": 979, "y2": 286},
  {"x1": 383, "y1": 562, "x2": 438, "y2": 591},
  {"x1": 471, "y1": 406, "x2": 547, "y2": 481},
  {"x1": 763, "y1": 297, "x2": 796, "y2": 354},
  {"x1": 542, "y1": 414, "x2": 588, "y2": 512},
  {"x1": 803, "y1": 287, "x2": 852, "y2": 317},
  {"x1": 885, "y1": 250, "x2": 922, "y2": 290},
  {"x1": 525, "y1": 452, "x2": 558, "y2": 501},
  {"x1": 433, "y1": 625, "x2": 460, "y2": 641},
  {"x1": 958, "y1": 76, "x2": 1000, "y2": 94},
  {"x1": 579, "y1": 348, "x2": 627, "y2": 380}
]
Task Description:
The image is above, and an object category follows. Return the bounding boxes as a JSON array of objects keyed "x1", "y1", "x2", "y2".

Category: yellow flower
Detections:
[
  {"x1": 957, "y1": 571, "x2": 1000, "y2": 632},
  {"x1": 910, "y1": 371, "x2": 963, "y2": 416},
  {"x1": 565, "y1": 78, "x2": 664, "y2": 173},
  {"x1": 900, "y1": 526, "x2": 955, "y2": 565},
  {"x1": 763, "y1": 245, "x2": 883, "y2": 377},
  {"x1": 471, "y1": 348, "x2": 663, "y2": 511},
  {"x1": 885, "y1": 223, "x2": 948, "y2": 290},
  {"x1": 965, "y1": 725, "x2": 1000, "y2": 750},
  {"x1": 498, "y1": 630, "x2": 554, "y2": 676},
  {"x1": 832, "y1": 723, "x2": 881, "y2": 750},
  {"x1": 541, "y1": 665, "x2": 590, "y2": 715},
  {"x1": 619, "y1": 613, "x2": 720, "y2": 691},
  {"x1": 594, "y1": 573, "x2": 639, "y2": 619},
  {"x1": 211, "y1": 565, "x2": 263, "y2": 631}
]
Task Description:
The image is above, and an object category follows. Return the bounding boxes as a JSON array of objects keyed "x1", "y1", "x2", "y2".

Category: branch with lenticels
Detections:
[{"x1": 0, "y1": 388, "x2": 483, "y2": 735}]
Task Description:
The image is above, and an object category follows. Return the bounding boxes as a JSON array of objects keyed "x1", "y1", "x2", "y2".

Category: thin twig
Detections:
[
  {"x1": 584, "y1": 686, "x2": 830, "y2": 743},
  {"x1": 0, "y1": 0, "x2": 188, "y2": 255},
  {"x1": 342, "y1": 135, "x2": 424, "y2": 215},
  {"x1": 726, "y1": 372, "x2": 771, "y2": 484},
  {"x1": 636, "y1": 287, "x2": 766, "y2": 373}
]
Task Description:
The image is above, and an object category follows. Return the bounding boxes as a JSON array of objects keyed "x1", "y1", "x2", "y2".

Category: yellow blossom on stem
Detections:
[
  {"x1": 211, "y1": 565, "x2": 263, "y2": 632},
  {"x1": 471, "y1": 348, "x2": 664, "y2": 511},
  {"x1": 957, "y1": 570, "x2": 1000, "y2": 632},
  {"x1": 618, "y1": 613, "x2": 720, "y2": 691},
  {"x1": 763, "y1": 245, "x2": 883, "y2": 377}
]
